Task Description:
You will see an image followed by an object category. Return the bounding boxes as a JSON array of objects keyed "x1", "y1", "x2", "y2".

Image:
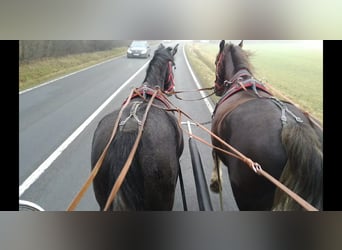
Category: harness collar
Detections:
[
  {"x1": 213, "y1": 69, "x2": 273, "y2": 116},
  {"x1": 227, "y1": 69, "x2": 252, "y2": 84}
]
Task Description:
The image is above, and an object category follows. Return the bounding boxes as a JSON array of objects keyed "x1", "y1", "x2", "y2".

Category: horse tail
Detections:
[
  {"x1": 272, "y1": 123, "x2": 323, "y2": 210},
  {"x1": 105, "y1": 129, "x2": 144, "y2": 210}
]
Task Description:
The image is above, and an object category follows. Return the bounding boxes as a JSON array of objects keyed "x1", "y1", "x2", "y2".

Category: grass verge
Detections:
[
  {"x1": 19, "y1": 47, "x2": 127, "y2": 92},
  {"x1": 184, "y1": 42, "x2": 323, "y2": 124}
]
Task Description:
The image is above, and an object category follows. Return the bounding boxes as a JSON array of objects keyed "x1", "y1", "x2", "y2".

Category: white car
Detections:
[{"x1": 127, "y1": 40, "x2": 151, "y2": 58}]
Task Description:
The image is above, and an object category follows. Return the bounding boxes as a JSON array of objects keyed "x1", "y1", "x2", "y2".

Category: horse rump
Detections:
[
  {"x1": 91, "y1": 106, "x2": 183, "y2": 211},
  {"x1": 90, "y1": 110, "x2": 144, "y2": 210}
]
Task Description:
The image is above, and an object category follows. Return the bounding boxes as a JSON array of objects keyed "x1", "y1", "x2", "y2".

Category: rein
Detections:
[
  {"x1": 210, "y1": 69, "x2": 320, "y2": 210},
  {"x1": 103, "y1": 90, "x2": 158, "y2": 211},
  {"x1": 171, "y1": 87, "x2": 216, "y2": 101},
  {"x1": 67, "y1": 88, "x2": 158, "y2": 211},
  {"x1": 67, "y1": 66, "x2": 319, "y2": 211},
  {"x1": 67, "y1": 55, "x2": 185, "y2": 211},
  {"x1": 171, "y1": 108, "x2": 319, "y2": 211},
  {"x1": 160, "y1": 81, "x2": 216, "y2": 101},
  {"x1": 67, "y1": 84, "x2": 319, "y2": 211},
  {"x1": 136, "y1": 84, "x2": 319, "y2": 211}
]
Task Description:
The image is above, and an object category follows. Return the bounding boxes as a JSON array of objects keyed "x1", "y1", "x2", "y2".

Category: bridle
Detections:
[
  {"x1": 163, "y1": 61, "x2": 176, "y2": 94},
  {"x1": 127, "y1": 60, "x2": 176, "y2": 108},
  {"x1": 214, "y1": 50, "x2": 256, "y2": 96},
  {"x1": 166, "y1": 57, "x2": 216, "y2": 101}
]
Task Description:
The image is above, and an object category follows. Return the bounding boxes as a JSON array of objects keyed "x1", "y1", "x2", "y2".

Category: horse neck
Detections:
[
  {"x1": 223, "y1": 52, "x2": 237, "y2": 81},
  {"x1": 224, "y1": 48, "x2": 252, "y2": 81},
  {"x1": 143, "y1": 63, "x2": 167, "y2": 90}
]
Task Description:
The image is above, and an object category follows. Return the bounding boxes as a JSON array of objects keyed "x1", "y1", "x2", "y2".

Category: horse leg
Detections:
[{"x1": 210, "y1": 149, "x2": 222, "y2": 193}]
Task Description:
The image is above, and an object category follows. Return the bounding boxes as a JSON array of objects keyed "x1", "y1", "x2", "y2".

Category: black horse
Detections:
[
  {"x1": 210, "y1": 40, "x2": 323, "y2": 211},
  {"x1": 91, "y1": 43, "x2": 183, "y2": 210}
]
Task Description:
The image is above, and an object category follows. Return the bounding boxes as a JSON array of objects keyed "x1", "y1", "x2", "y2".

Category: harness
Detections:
[
  {"x1": 124, "y1": 85, "x2": 172, "y2": 108},
  {"x1": 122, "y1": 61, "x2": 175, "y2": 109},
  {"x1": 213, "y1": 69, "x2": 272, "y2": 116},
  {"x1": 119, "y1": 60, "x2": 181, "y2": 149},
  {"x1": 119, "y1": 101, "x2": 144, "y2": 131},
  {"x1": 269, "y1": 97, "x2": 303, "y2": 125},
  {"x1": 213, "y1": 69, "x2": 304, "y2": 126},
  {"x1": 120, "y1": 85, "x2": 183, "y2": 153}
]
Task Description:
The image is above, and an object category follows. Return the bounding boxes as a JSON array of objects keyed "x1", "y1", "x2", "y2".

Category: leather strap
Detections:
[
  {"x1": 103, "y1": 90, "x2": 158, "y2": 211},
  {"x1": 66, "y1": 88, "x2": 136, "y2": 211}
]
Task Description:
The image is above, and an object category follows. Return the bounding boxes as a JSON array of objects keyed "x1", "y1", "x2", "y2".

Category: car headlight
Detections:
[
  {"x1": 141, "y1": 49, "x2": 147, "y2": 53},
  {"x1": 127, "y1": 49, "x2": 132, "y2": 53}
]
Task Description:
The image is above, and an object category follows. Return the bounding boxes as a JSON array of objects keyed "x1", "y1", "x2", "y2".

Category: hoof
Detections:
[{"x1": 210, "y1": 179, "x2": 221, "y2": 193}]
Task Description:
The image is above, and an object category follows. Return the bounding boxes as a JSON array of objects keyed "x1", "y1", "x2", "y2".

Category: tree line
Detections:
[{"x1": 19, "y1": 40, "x2": 131, "y2": 62}]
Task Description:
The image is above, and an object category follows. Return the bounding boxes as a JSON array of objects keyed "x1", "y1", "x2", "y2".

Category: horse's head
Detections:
[
  {"x1": 214, "y1": 40, "x2": 253, "y2": 96},
  {"x1": 144, "y1": 43, "x2": 179, "y2": 94}
]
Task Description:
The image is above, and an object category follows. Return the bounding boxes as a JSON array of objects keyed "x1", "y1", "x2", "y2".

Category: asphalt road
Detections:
[{"x1": 19, "y1": 42, "x2": 239, "y2": 211}]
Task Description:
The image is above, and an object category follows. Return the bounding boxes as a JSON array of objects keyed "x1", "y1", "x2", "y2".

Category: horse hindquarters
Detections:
[
  {"x1": 273, "y1": 123, "x2": 323, "y2": 210},
  {"x1": 91, "y1": 105, "x2": 183, "y2": 211},
  {"x1": 91, "y1": 110, "x2": 144, "y2": 211},
  {"x1": 139, "y1": 152, "x2": 180, "y2": 210},
  {"x1": 91, "y1": 112, "x2": 118, "y2": 210},
  {"x1": 210, "y1": 98, "x2": 289, "y2": 210},
  {"x1": 137, "y1": 111, "x2": 183, "y2": 210}
]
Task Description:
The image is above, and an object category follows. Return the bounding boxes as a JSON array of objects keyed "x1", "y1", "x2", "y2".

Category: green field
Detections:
[{"x1": 184, "y1": 41, "x2": 323, "y2": 124}]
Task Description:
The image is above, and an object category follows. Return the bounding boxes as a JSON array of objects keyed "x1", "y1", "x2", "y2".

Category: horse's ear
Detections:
[
  {"x1": 219, "y1": 40, "x2": 225, "y2": 53},
  {"x1": 238, "y1": 40, "x2": 244, "y2": 48},
  {"x1": 158, "y1": 43, "x2": 165, "y2": 49},
  {"x1": 172, "y1": 44, "x2": 179, "y2": 56}
]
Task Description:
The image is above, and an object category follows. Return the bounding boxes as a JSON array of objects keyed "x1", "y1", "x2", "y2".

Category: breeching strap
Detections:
[
  {"x1": 103, "y1": 89, "x2": 158, "y2": 211},
  {"x1": 67, "y1": 88, "x2": 136, "y2": 211},
  {"x1": 263, "y1": 82, "x2": 322, "y2": 131}
]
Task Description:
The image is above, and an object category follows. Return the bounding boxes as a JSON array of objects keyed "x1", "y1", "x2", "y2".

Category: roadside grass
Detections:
[
  {"x1": 19, "y1": 47, "x2": 127, "y2": 92},
  {"x1": 184, "y1": 42, "x2": 323, "y2": 124}
]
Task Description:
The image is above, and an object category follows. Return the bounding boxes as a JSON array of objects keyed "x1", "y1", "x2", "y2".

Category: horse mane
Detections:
[
  {"x1": 143, "y1": 45, "x2": 175, "y2": 86},
  {"x1": 221, "y1": 42, "x2": 255, "y2": 77}
]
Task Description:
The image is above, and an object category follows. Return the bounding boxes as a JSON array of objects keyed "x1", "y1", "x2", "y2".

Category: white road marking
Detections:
[
  {"x1": 19, "y1": 60, "x2": 150, "y2": 197},
  {"x1": 182, "y1": 44, "x2": 214, "y2": 113}
]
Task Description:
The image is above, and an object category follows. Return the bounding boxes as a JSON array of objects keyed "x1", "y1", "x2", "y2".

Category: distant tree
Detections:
[{"x1": 19, "y1": 40, "x2": 131, "y2": 62}]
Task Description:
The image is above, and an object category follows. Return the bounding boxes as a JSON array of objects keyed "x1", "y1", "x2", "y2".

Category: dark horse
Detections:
[
  {"x1": 210, "y1": 40, "x2": 323, "y2": 211},
  {"x1": 91, "y1": 43, "x2": 183, "y2": 210}
]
